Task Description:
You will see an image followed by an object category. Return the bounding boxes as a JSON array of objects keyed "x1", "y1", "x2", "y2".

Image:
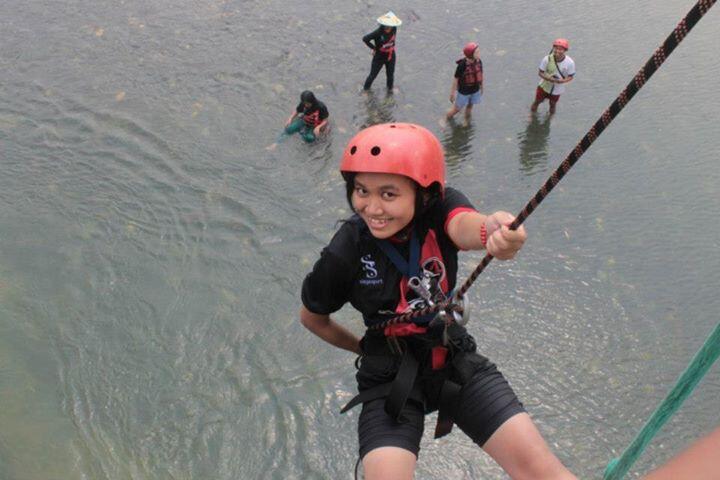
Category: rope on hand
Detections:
[{"x1": 369, "y1": 0, "x2": 717, "y2": 331}]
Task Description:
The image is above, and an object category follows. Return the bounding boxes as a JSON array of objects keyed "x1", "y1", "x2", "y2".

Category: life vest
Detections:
[
  {"x1": 302, "y1": 108, "x2": 322, "y2": 127},
  {"x1": 540, "y1": 54, "x2": 565, "y2": 94},
  {"x1": 458, "y1": 58, "x2": 483, "y2": 89},
  {"x1": 378, "y1": 34, "x2": 396, "y2": 61}
]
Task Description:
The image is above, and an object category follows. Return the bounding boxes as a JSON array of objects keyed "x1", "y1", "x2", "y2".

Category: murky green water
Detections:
[{"x1": 1, "y1": 1, "x2": 719, "y2": 478}]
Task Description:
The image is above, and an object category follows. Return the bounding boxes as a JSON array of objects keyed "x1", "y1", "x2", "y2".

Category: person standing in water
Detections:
[
  {"x1": 531, "y1": 38, "x2": 575, "y2": 115},
  {"x1": 362, "y1": 11, "x2": 402, "y2": 92},
  {"x1": 447, "y1": 42, "x2": 484, "y2": 121}
]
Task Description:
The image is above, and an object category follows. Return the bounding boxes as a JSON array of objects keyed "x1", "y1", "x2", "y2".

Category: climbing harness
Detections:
[
  {"x1": 341, "y1": 223, "x2": 481, "y2": 441},
  {"x1": 369, "y1": 0, "x2": 717, "y2": 332}
]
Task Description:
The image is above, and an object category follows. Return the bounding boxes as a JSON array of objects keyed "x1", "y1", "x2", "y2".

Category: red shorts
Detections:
[{"x1": 535, "y1": 86, "x2": 560, "y2": 103}]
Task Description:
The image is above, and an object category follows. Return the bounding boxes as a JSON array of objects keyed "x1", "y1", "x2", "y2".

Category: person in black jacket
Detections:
[{"x1": 362, "y1": 12, "x2": 402, "y2": 91}]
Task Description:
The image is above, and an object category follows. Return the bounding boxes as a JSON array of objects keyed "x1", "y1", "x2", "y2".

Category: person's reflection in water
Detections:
[
  {"x1": 440, "y1": 116, "x2": 475, "y2": 171},
  {"x1": 518, "y1": 112, "x2": 552, "y2": 176},
  {"x1": 358, "y1": 89, "x2": 396, "y2": 128}
]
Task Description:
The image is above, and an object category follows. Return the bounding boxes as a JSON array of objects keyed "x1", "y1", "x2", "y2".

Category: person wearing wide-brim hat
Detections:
[{"x1": 362, "y1": 11, "x2": 402, "y2": 91}]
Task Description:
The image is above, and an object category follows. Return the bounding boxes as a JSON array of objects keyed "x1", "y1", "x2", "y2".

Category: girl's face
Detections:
[{"x1": 352, "y1": 172, "x2": 416, "y2": 239}]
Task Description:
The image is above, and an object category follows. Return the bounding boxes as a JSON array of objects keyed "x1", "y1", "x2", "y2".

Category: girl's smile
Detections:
[{"x1": 352, "y1": 172, "x2": 416, "y2": 239}]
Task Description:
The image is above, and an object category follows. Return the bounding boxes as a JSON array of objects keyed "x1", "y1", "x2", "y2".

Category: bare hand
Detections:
[
  {"x1": 485, "y1": 211, "x2": 527, "y2": 260},
  {"x1": 449, "y1": 93, "x2": 456, "y2": 103}
]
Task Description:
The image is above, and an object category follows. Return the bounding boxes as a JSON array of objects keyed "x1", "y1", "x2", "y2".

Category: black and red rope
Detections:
[{"x1": 370, "y1": 0, "x2": 716, "y2": 331}]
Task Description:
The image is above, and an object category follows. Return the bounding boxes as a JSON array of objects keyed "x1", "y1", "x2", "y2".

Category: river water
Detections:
[{"x1": 1, "y1": 1, "x2": 719, "y2": 479}]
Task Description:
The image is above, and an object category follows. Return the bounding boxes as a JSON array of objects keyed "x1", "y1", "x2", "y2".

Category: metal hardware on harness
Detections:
[
  {"x1": 429, "y1": 295, "x2": 471, "y2": 345},
  {"x1": 407, "y1": 276, "x2": 435, "y2": 306},
  {"x1": 452, "y1": 294, "x2": 471, "y2": 326},
  {"x1": 432, "y1": 308, "x2": 450, "y2": 326},
  {"x1": 442, "y1": 321, "x2": 450, "y2": 346},
  {"x1": 429, "y1": 294, "x2": 471, "y2": 329},
  {"x1": 430, "y1": 308, "x2": 451, "y2": 345}
]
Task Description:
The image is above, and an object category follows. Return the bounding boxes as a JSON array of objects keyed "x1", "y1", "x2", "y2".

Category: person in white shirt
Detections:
[{"x1": 531, "y1": 38, "x2": 576, "y2": 115}]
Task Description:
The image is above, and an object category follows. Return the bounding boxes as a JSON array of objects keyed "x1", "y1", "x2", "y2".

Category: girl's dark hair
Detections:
[
  {"x1": 344, "y1": 172, "x2": 357, "y2": 211},
  {"x1": 343, "y1": 172, "x2": 442, "y2": 222},
  {"x1": 300, "y1": 90, "x2": 317, "y2": 105}
]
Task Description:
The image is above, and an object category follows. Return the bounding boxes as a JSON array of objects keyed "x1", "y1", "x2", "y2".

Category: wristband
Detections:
[{"x1": 480, "y1": 222, "x2": 487, "y2": 247}]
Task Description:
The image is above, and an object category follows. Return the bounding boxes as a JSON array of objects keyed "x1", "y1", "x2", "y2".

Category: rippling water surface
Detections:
[{"x1": 1, "y1": 1, "x2": 719, "y2": 478}]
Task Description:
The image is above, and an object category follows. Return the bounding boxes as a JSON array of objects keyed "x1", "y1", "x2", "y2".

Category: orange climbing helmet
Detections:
[
  {"x1": 553, "y1": 38, "x2": 569, "y2": 50},
  {"x1": 340, "y1": 123, "x2": 445, "y2": 192},
  {"x1": 463, "y1": 42, "x2": 479, "y2": 58}
]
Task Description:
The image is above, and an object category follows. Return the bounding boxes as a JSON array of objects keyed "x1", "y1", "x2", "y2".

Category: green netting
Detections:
[{"x1": 603, "y1": 322, "x2": 720, "y2": 480}]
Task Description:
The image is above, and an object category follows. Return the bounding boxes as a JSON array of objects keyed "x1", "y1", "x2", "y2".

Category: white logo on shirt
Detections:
[
  {"x1": 361, "y1": 255, "x2": 378, "y2": 278},
  {"x1": 359, "y1": 254, "x2": 383, "y2": 286}
]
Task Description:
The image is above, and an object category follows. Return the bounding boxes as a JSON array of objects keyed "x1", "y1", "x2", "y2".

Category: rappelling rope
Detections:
[
  {"x1": 369, "y1": 0, "x2": 717, "y2": 331},
  {"x1": 603, "y1": 322, "x2": 720, "y2": 479}
]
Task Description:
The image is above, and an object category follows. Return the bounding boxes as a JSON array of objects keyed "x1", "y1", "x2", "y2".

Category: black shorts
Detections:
[{"x1": 357, "y1": 354, "x2": 525, "y2": 459}]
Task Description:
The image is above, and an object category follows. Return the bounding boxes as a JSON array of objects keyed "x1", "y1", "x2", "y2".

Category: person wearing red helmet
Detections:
[
  {"x1": 531, "y1": 38, "x2": 576, "y2": 115},
  {"x1": 447, "y1": 42, "x2": 484, "y2": 121},
  {"x1": 300, "y1": 123, "x2": 576, "y2": 480}
]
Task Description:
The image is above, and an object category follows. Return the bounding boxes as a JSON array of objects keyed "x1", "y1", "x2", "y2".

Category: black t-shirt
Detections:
[
  {"x1": 454, "y1": 59, "x2": 483, "y2": 95},
  {"x1": 301, "y1": 187, "x2": 476, "y2": 326},
  {"x1": 362, "y1": 27, "x2": 396, "y2": 59},
  {"x1": 295, "y1": 101, "x2": 329, "y2": 121}
]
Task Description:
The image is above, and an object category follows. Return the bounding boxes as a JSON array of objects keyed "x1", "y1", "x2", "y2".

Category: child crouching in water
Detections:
[{"x1": 267, "y1": 90, "x2": 329, "y2": 150}]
